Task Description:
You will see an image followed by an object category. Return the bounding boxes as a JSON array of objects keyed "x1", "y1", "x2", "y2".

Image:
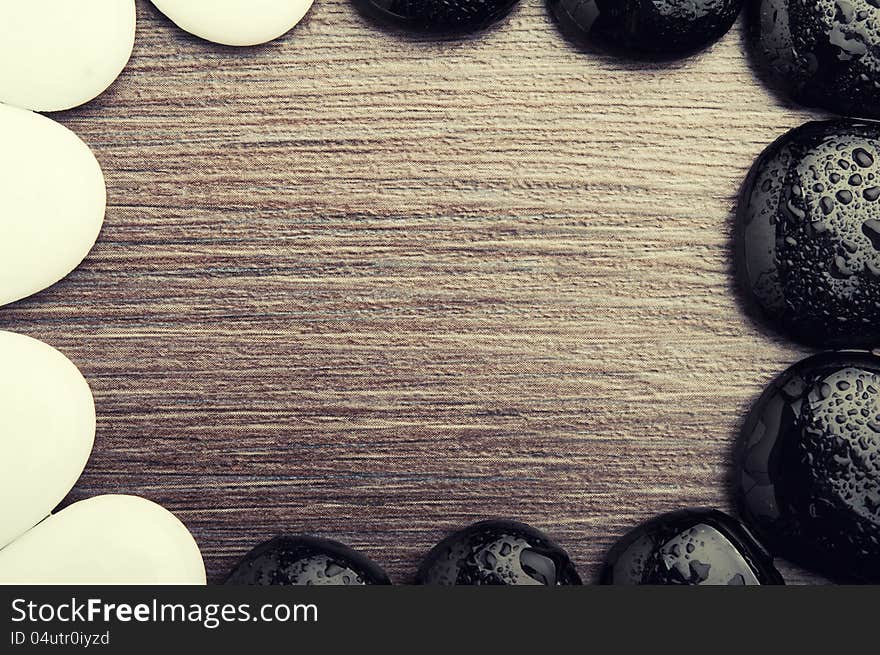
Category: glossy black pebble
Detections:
[
  {"x1": 737, "y1": 120, "x2": 880, "y2": 348},
  {"x1": 749, "y1": 0, "x2": 880, "y2": 119},
  {"x1": 415, "y1": 520, "x2": 582, "y2": 585},
  {"x1": 600, "y1": 509, "x2": 783, "y2": 585},
  {"x1": 548, "y1": 0, "x2": 743, "y2": 59},
  {"x1": 355, "y1": 0, "x2": 521, "y2": 33},
  {"x1": 736, "y1": 352, "x2": 880, "y2": 582},
  {"x1": 224, "y1": 536, "x2": 391, "y2": 585}
]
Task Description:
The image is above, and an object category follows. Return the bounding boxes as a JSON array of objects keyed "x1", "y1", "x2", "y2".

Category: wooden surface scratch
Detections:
[{"x1": 1, "y1": 0, "x2": 832, "y2": 584}]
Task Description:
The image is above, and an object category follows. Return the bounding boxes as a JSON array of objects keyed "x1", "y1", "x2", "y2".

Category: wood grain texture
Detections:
[{"x1": 1, "y1": 0, "x2": 834, "y2": 584}]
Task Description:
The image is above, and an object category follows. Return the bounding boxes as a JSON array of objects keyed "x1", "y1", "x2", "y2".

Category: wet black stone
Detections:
[
  {"x1": 224, "y1": 536, "x2": 391, "y2": 585},
  {"x1": 355, "y1": 0, "x2": 521, "y2": 33},
  {"x1": 735, "y1": 352, "x2": 880, "y2": 583},
  {"x1": 736, "y1": 120, "x2": 880, "y2": 349},
  {"x1": 600, "y1": 509, "x2": 783, "y2": 585},
  {"x1": 548, "y1": 0, "x2": 743, "y2": 59},
  {"x1": 415, "y1": 520, "x2": 582, "y2": 585},
  {"x1": 749, "y1": 0, "x2": 880, "y2": 119}
]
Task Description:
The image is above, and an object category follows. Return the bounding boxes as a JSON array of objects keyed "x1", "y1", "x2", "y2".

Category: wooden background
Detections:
[{"x1": 1, "y1": 1, "x2": 831, "y2": 584}]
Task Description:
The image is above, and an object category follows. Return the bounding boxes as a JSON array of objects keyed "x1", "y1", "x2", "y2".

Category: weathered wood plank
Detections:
[{"x1": 1, "y1": 1, "x2": 829, "y2": 584}]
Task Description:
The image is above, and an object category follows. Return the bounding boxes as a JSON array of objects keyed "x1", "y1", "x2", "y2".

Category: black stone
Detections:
[
  {"x1": 600, "y1": 509, "x2": 783, "y2": 585},
  {"x1": 749, "y1": 0, "x2": 880, "y2": 119},
  {"x1": 355, "y1": 0, "x2": 521, "y2": 33},
  {"x1": 735, "y1": 352, "x2": 880, "y2": 583},
  {"x1": 736, "y1": 120, "x2": 880, "y2": 349},
  {"x1": 415, "y1": 520, "x2": 582, "y2": 585},
  {"x1": 224, "y1": 536, "x2": 391, "y2": 585},
  {"x1": 548, "y1": 0, "x2": 743, "y2": 59}
]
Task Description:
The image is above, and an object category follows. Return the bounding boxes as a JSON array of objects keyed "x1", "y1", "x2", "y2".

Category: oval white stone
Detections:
[
  {"x1": 0, "y1": 0, "x2": 136, "y2": 112},
  {"x1": 151, "y1": 0, "x2": 314, "y2": 46},
  {"x1": 0, "y1": 331, "x2": 96, "y2": 549},
  {"x1": 0, "y1": 495, "x2": 207, "y2": 585},
  {"x1": 0, "y1": 104, "x2": 106, "y2": 307}
]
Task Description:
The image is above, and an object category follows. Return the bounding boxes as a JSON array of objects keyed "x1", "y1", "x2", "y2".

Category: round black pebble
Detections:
[
  {"x1": 415, "y1": 520, "x2": 582, "y2": 585},
  {"x1": 735, "y1": 352, "x2": 880, "y2": 583},
  {"x1": 749, "y1": 0, "x2": 880, "y2": 119},
  {"x1": 548, "y1": 0, "x2": 743, "y2": 59},
  {"x1": 355, "y1": 0, "x2": 521, "y2": 33},
  {"x1": 224, "y1": 536, "x2": 391, "y2": 585},
  {"x1": 600, "y1": 509, "x2": 783, "y2": 585},
  {"x1": 736, "y1": 120, "x2": 880, "y2": 349}
]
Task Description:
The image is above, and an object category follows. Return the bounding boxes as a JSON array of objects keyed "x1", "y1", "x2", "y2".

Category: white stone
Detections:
[
  {"x1": 0, "y1": 0, "x2": 136, "y2": 112},
  {"x1": 0, "y1": 332, "x2": 206, "y2": 585},
  {"x1": 0, "y1": 331, "x2": 95, "y2": 549},
  {"x1": 0, "y1": 104, "x2": 106, "y2": 307},
  {"x1": 0, "y1": 495, "x2": 207, "y2": 584},
  {"x1": 151, "y1": 0, "x2": 314, "y2": 46}
]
